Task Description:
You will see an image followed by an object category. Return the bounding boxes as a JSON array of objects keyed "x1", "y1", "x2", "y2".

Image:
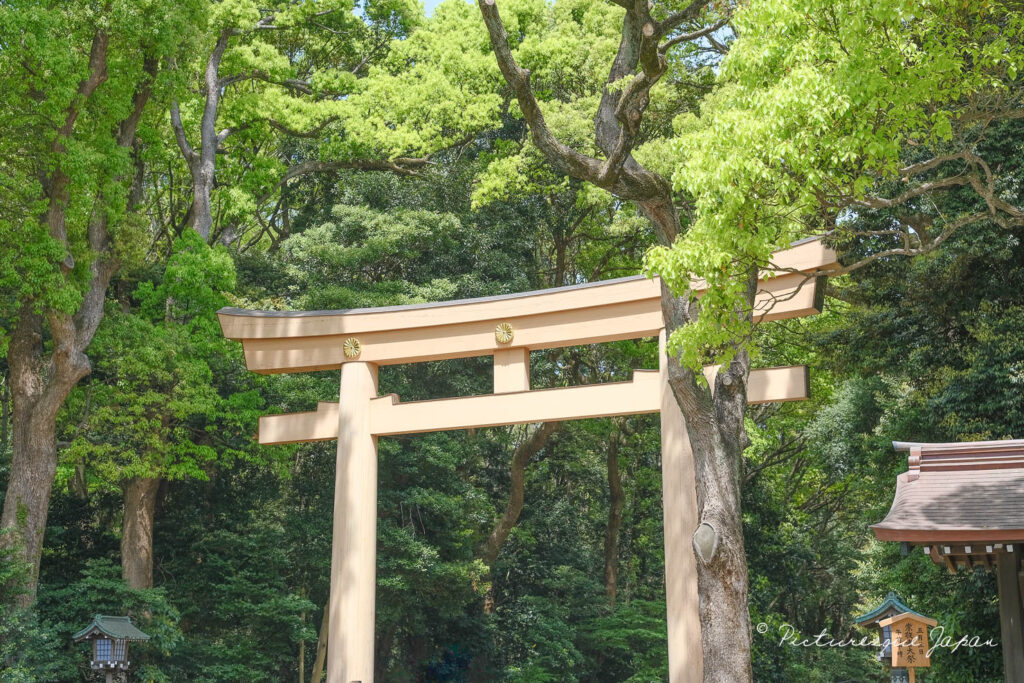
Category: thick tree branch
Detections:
[
  {"x1": 847, "y1": 174, "x2": 973, "y2": 209},
  {"x1": 478, "y1": 0, "x2": 605, "y2": 183},
  {"x1": 660, "y1": 16, "x2": 730, "y2": 54},
  {"x1": 658, "y1": 0, "x2": 711, "y2": 37},
  {"x1": 74, "y1": 57, "x2": 159, "y2": 353},
  {"x1": 479, "y1": 0, "x2": 680, "y2": 240},
  {"x1": 46, "y1": 29, "x2": 110, "y2": 273},
  {"x1": 831, "y1": 211, "x2": 992, "y2": 276},
  {"x1": 268, "y1": 157, "x2": 428, "y2": 193},
  {"x1": 480, "y1": 422, "x2": 562, "y2": 565},
  {"x1": 169, "y1": 101, "x2": 197, "y2": 161},
  {"x1": 267, "y1": 116, "x2": 338, "y2": 139},
  {"x1": 200, "y1": 30, "x2": 234, "y2": 161}
]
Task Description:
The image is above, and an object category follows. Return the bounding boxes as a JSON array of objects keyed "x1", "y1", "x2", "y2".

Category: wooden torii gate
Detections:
[{"x1": 218, "y1": 238, "x2": 838, "y2": 682}]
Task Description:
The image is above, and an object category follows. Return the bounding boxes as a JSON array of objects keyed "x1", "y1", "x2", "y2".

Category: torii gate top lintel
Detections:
[{"x1": 218, "y1": 237, "x2": 836, "y2": 374}]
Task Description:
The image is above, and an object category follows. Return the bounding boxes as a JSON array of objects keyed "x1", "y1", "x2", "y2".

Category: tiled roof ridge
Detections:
[
  {"x1": 72, "y1": 614, "x2": 151, "y2": 642},
  {"x1": 893, "y1": 440, "x2": 1024, "y2": 482}
]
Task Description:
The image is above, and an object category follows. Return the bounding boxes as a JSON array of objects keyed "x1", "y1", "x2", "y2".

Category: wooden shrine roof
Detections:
[{"x1": 872, "y1": 440, "x2": 1024, "y2": 543}]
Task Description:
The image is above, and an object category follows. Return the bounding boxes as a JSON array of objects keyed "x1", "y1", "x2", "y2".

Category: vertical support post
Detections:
[
  {"x1": 997, "y1": 549, "x2": 1024, "y2": 680},
  {"x1": 493, "y1": 348, "x2": 530, "y2": 393},
  {"x1": 659, "y1": 330, "x2": 703, "y2": 682},
  {"x1": 328, "y1": 361, "x2": 379, "y2": 683}
]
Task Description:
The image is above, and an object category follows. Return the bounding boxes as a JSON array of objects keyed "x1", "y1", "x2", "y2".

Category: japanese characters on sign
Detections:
[{"x1": 879, "y1": 612, "x2": 938, "y2": 670}]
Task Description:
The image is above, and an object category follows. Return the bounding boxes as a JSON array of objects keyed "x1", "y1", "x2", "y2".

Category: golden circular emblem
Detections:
[
  {"x1": 343, "y1": 337, "x2": 362, "y2": 359},
  {"x1": 494, "y1": 322, "x2": 514, "y2": 344}
]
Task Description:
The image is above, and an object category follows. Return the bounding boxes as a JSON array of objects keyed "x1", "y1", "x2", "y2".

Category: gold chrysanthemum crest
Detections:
[
  {"x1": 343, "y1": 337, "x2": 362, "y2": 359},
  {"x1": 494, "y1": 322, "x2": 514, "y2": 344}
]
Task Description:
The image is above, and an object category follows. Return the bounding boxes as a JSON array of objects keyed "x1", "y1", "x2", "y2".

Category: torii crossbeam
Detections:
[{"x1": 218, "y1": 237, "x2": 838, "y2": 682}]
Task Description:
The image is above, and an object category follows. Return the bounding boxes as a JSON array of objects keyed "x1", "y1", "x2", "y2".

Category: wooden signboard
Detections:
[{"x1": 879, "y1": 612, "x2": 938, "y2": 675}]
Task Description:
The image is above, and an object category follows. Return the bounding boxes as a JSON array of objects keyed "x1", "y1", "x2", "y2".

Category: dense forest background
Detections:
[{"x1": 1, "y1": 0, "x2": 1022, "y2": 680}]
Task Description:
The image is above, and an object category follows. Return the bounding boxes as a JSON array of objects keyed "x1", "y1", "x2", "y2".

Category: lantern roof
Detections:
[
  {"x1": 73, "y1": 615, "x2": 151, "y2": 642},
  {"x1": 855, "y1": 592, "x2": 927, "y2": 627}
]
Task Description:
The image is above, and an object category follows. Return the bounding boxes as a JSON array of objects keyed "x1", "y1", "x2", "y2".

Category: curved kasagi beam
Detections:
[{"x1": 219, "y1": 239, "x2": 837, "y2": 373}]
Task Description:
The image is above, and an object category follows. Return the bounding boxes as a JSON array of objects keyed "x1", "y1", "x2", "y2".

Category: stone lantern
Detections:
[{"x1": 73, "y1": 615, "x2": 150, "y2": 683}]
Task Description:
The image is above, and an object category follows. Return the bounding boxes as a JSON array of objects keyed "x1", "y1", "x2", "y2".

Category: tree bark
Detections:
[
  {"x1": 661, "y1": 276, "x2": 756, "y2": 683},
  {"x1": 121, "y1": 477, "x2": 161, "y2": 589},
  {"x1": 0, "y1": 371, "x2": 10, "y2": 457},
  {"x1": 170, "y1": 30, "x2": 233, "y2": 242},
  {"x1": 478, "y1": 421, "x2": 561, "y2": 615},
  {"x1": 298, "y1": 609, "x2": 306, "y2": 683},
  {"x1": 2, "y1": 321, "x2": 68, "y2": 604},
  {"x1": 603, "y1": 424, "x2": 624, "y2": 606}
]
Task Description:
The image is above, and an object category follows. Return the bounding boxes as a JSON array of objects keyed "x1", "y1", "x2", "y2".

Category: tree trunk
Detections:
[
  {"x1": 170, "y1": 30, "x2": 232, "y2": 243},
  {"x1": 187, "y1": 157, "x2": 216, "y2": 241},
  {"x1": 121, "y1": 476, "x2": 161, "y2": 589},
  {"x1": 479, "y1": 422, "x2": 561, "y2": 613},
  {"x1": 476, "y1": 1, "x2": 756, "y2": 675},
  {"x1": 375, "y1": 622, "x2": 397, "y2": 680},
  {"x1": 298, "y1": 611, "x2": 306, "y2": 683},
  {"x1": 662, "y1": 278, "x2": 756, "y2": 683},
  {"x1": 309, "y1": 605, "x2": 329, "y2": 683},
  {"x1": 1, "y1": 364, "x2": 64, "y2": 605},
  {"x1": 603, "y1": 424, "x2": 624, "y2": 606},
  {"x1": 0, "y1": 371, "x2": 9, "y2": 457},
  {"x1": 480, "y1": 422, "x2": 561, "y2": 566},
  {"x1": 677, "y1": 390, "x2": 753, "y2": 682}
]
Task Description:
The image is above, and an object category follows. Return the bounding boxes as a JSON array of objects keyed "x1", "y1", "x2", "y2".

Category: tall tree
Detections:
[
  {"x1": 164, "y1": 0, "x2": 452, "y2": 246},
  {"x1": 474, "y1": 0, "x2": 759, "y2": 677},
  {"x1": 476, "y1": 0, "x2": 1024, "y2": 677},
  {"x1": 0, "y1": 0, "x2": 200, "y2": 602},
  {"x1": 65, "y1": 231, "x2": 264, "y2": 588}
]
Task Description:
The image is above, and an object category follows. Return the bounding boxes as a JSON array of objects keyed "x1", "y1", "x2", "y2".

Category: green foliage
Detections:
[
  {"x1": 578, "y1": 600, "x2": 669, "y2": 681},
  {"x1": 0, "y1": 531, "x2": 62, "y2": 682},
  {"x1": 0, "y1": 0, "x2": 203, "y2": 330},
  {"x1": 32, "y1": 558, "x2": 183, "y2": 682},
  {"x1": 647, "y1": 0, "x2": 1024, "y2": 371},
  {"x1": 2, "y1": 0, "x2": 1023, "y2": 681},
  {"x1": 65, "y1": 232, "x2": 264, "y2": 489}
]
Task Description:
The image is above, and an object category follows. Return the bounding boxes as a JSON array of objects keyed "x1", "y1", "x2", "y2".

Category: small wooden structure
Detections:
[
  {"x1": 219, "y1": 238, "x2": 838, "y2": 682},
  {"x1": 880, "y1": 611, "x2": 937, "y2": 677},
  {"x1": 73, "y1": 615, "x2": 150, "y2": 682},
  {"x1": 856, "y1": 592, "x2": 928, "y2": 678},
  {"x1": 873, "y1": 439, "x2": 1024, "y2": 679}
]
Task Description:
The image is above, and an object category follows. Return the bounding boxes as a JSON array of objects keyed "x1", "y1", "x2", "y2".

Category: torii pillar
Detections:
[
  {"x1": 660, "y1": 330, "x2": 702, "y2": 679},
  {"x1": 218, "y1": 237, "x2": 837, "y2": 682},
  {"x1": 331, "y1": 361, "x2": 379, "y2": 682}
]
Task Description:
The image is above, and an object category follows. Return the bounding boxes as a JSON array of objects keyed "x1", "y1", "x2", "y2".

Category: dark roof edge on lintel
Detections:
[{"x1": 218, "y1": 273, "x2": 649, "y2": 319}]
